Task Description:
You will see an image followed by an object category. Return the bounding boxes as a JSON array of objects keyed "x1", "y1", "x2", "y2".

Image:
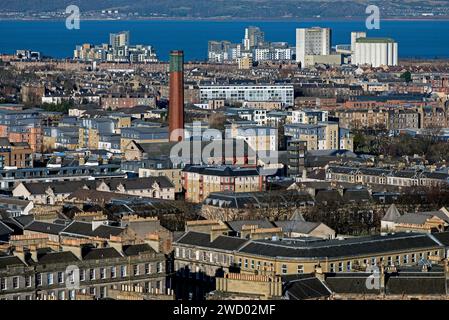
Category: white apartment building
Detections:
[
  {"x1": 291, "y1": 110, "x2": 329, "y2": 124},
  {"x1": 232, "y1": 126, "x2": 278, "y2": 152},
  {"x1": 353, "y1": 38, "x2": 398, "y2": 67},
  {"x1": 199, "y1": 85, "x2": 294, "y2": 106},
  {"x1": 273, "y1": 47, "x2": 292, "y2": 60},
  {"x1": 296, "y1": 27, "x2": 331, "y2": 68},
  {"x1": 253, "y1": 48, "x2": 271, "y2": 61}
]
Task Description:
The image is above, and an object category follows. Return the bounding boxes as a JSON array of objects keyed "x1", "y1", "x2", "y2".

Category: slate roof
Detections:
[
  {"x1": 274, "y1": 220, "x2": 322, "y2": 234},
  {"x1": 21, "y1": 176, "x2": 174, "y2": 195},
  {"x1": 0, "y1": 220, "x2": 13, "y2": 236},
  {"x1": 22, "y1": 181, "x2": 95, "y2": 195},
  {"x1": 183, "y1": 165, "x2": 260, "y2": 177},
  {"x1": 203, "y1": 191, "x2": 313, "y2": 209},
  {"x1": 238, "y1": 233, "x2": 441, "y2": 260},
  {"x1": 386, "y1": 274, "x2": 447, "y2": 295},
  {"x1": 61, "y1": 221, "x2": 124, "y2": 239},
  {"x1": 382, "y1": 204, "x2": 401, "y2": 222},
  {"x1": 432, "y1": 231, "x2": 449, "y2": 246},
  {"x1": 99, "y1": 177, "x2": 174, "y2": 190},
  {"x1": 82, "y1": 247, "x2": 122, "y2": 260},
  {"x1": 0, "y1": 255, "x2": 26, "y2": 269},
  {"x1": 175, "y1": 231, "x2": 248, "y2": 251},
  {"x1": 283, "y1": 275, "x2": 332, "y2": 300},
  {"x1": 123, "y1": 244, "x2": 156, "y2": 256},
  {"x1": 24, "y1": 221, "x2": 66, "y2": 235},
  {"x1": 36, "y1": 251, "x2": 80, "y2": 265},
  {"x1": 395, "y1": 213, "x2": 435, "y2": 225},
  {"x1": 13, "y1": 215, "x2": 34, "y2": 227},
  {"x1": 324, "y1": 273, "x2": 381, "y2": 294},
  {"x1": 226, "y1": 220, "x2": 274, "y2": 233}
]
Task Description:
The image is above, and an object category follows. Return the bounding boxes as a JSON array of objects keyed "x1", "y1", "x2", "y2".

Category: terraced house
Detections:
[
  {"x1": 326, "y1": 165, "x2": 449, "y2": 188},
  {"x1": 12, "y1": 177, "x2": 175, "y2": 205},
  {"x1": 0, "y1": 238, "x2": 167, "y2": 300}
]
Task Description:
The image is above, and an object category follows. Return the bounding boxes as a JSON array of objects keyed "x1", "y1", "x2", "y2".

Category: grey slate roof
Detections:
[
  {"x1": 382, "y1": 204, "x2": 401, "y2": 222},
  {"x1": 123, "y1": 244, "x2": 156, "y2": 256},
  {"x1": 24, "y1": 221, "x2": 66, "y2": 235},
  {"x1": 226, "y1": 220, "x2": 274, "y2": 233},
  {"x1": 0, "y1": 220, "x2": 13, "y2": 236},
  {"x1": 0, "y1": 256, "x2": 26, "y2": 269},
  {"x1": 283, "y1": 275, "x2": 332, "y2": 300},
  {"x1": 175, "y1": 231, "x2": 248, "y2": 251},
  {"x1": 61, "y1": 221, "x2": 124, "y2": 238},
  {"x1": 36, "y1": 251, "x2": 80, "y2": 265},
  {"x1": 82, "y1": 247, "x2": 122, "y2": 260},
  {"x1": 238, "y1": 233, "x2": 441, "y2": 260},
  {"x1": 274, "y1": 220, "x2": 322, "y2": 234},
  {"x1": 395, "y1": 213, "x2": 435, "y2": 225}
]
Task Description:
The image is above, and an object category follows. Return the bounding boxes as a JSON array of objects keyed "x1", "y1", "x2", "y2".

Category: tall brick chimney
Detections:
[{"x1": 169, "y1": 50, "x2": 185, "y2": 142}]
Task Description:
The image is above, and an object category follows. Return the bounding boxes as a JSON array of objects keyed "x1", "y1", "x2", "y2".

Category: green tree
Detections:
[{"x1": 400, "y1": 71, "x2": 412, "y2": 83}]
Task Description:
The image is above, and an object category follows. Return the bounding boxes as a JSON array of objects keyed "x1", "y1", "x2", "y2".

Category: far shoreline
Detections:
[{"x1": 2, "y1": 16, "x2": 449, "y2": 23}]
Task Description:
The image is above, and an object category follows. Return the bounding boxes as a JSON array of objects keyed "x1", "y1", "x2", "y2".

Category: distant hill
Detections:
[{"x1": 1, "y1": 0, "x2": 448, "y2": 19}]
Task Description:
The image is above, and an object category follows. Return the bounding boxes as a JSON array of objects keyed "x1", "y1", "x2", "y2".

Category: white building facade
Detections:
[
  {"x1": 296, "y1": 27, "x2": 331, "y2": 68},
  {"x1": 199, "y1": 85, "x2": 295, "y2": 106},
  {"x1": 353, "y1": 38, "x2": 398, "y2": 67}
]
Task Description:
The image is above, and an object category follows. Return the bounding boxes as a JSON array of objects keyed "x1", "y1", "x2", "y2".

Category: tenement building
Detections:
[
  {"x1": 173, "y1": 230, "x2": 448, "y2": 279},
  {"x1": 0, "y1": 238, "x2": 167, "y2": 300}
]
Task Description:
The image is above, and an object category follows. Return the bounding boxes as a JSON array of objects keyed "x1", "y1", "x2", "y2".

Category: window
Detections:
[
  {"x1": 120, "y1": 266, "x2": 127, "y2": 278},
  {"x1": 47, "y1": 273, "x2": 54, "y2": 285},
  {"x1": 338, "y1": 262, "x2": 343, "y2": 272},
  {"x1": 281, "y1": 264, "x2": 288, "y2": 274},
  {"x1": 12, "y1": 277, "x2": 19, "y2": 289},
  {"x1": 80, "y1": 270, "x2": 85, "y2": 281},
  {"x1": 251, "y1": 260, "x2": 255, "y2": 269},
  {"x1": 330, "y1": 263, "x2": 335, "y2": 272},
  {"x1": 412, "y1": 253, "x2": 416, "y2": 263},
  {"x1": 1, "y1": 278, "x2": 6, "y2": 290},
  {"x1": 297, "y1": 265, "x2": 304, "y2": 274},
  {"x1": 58, "y1": 272, "x2": 64, "y2": 284},
  {"x1": 111, "y1": 267, "x2": 116, "y2": 278},
  {"x1": 100, "y1": 268, "x2": 106, "y2": 279},
  {"x1": 175, "y1": 248, "x2": 179, "y2": 258},
  {"x1": 145, "y1": 264, "x2": 151, "y2": 275},
  {"x1": 387, "y1": 257, "x2": 392, "y2": 266},
  {"x1": 89, "y1": 287, "x2": 96, "y2": 295},
  {"x1": 156, "y1": 262, "x2": 163, "y2": 273},
  {"x1": 244, "y1": 259, "x2": 248, "y2": 269},
  {"x1": 25, "y1": 276, "x2": 32, "y2": 288},
  {"x1": 89, "y1": 269, "x2": 95, "y2": 280},
  {"x1": 403, "y1": 255, "x2": 408, "y2": 264},
  {"x1": 346, "y1": 261, "x2": 351, "y2": 272},
  {"x1": 36, "y1": 274, "x2": 42, "y2": 286},
  {"x1": 133, "y1": 265, "x2": 139, "y2": 276}
]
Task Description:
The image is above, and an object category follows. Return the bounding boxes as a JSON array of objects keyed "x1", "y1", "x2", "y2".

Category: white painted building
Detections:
[
  {"x1": 353, "y1": 38, "x2": 398, "y2": 67},
  {"x1": 296, "y1": 27, "x2": 331, "y2": 68},
  {"x1": 199, "y1": 85, "x2": 294, "y2": 106}
]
